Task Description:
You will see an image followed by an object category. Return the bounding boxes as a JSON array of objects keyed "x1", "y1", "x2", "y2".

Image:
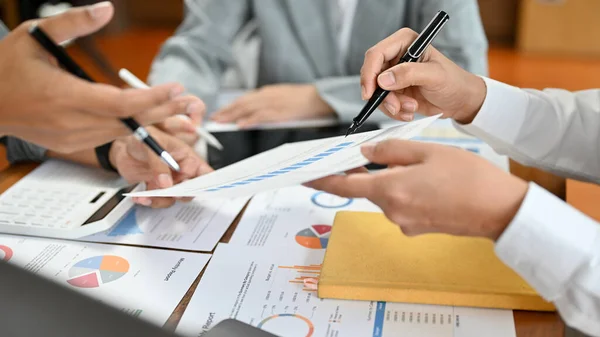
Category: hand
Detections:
[
  {"x1": 361, "y1": 28, "x2": 487, "y2": 124},
  {"x1": 0, "y1": 2, "x2": 198, "y2": 153},
  {"x1": 155, "y1": 96, "x2": 205, "y2": 146},
  {"x1": 306, "y1": 140, "x2": 528, "y2": 240},
  {"x1": 211, "y1": 84, "x2": 334, "y2": 128},
  {"x1": 109, "y1": 127, "x2": 213, "y2": 208}
]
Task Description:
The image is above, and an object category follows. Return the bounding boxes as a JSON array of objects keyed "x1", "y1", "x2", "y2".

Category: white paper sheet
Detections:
[
  {"x1": 81, "y1": 197, "x2": 248, "y2": 251},
  {"x1": 129, "y1": 115, "x2": 441, "y2": 198},
  {"x1": 203, "y1": 118, "x2": 339, "y2": 133},
  {"x1": 176, "y1": 244, "x2": 516, "y2": 337},
  {"x1": 229, "y1": 185, "x2": 380, "y2": 248},
  {"x1": 380, "y1": 119, "x2": 509, "y2": 171},
  {"x1": 0, "y1": 234, "x2": 209, "y2": 326}
]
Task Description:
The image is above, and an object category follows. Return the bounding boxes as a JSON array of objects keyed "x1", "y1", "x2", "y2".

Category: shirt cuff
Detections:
[
  {"x1": 455, "y1": 77, "x2": 530, "y2": 143},
  {"x1": 2, "y1": 137, "x2": 48, "y2": 164},
  {"x1": 495, "y1": 182, "x2": 599, "y2": 301}
]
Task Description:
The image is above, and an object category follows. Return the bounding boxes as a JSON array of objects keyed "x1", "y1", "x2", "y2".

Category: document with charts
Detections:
[
  {"x1": 0, "y1": 234, "x2": 209, "y2": 326},
  {"x1": 82, "y1": 197, "x2": 248, "y2": 251},
  {"x1": 129, "y1": 115, "x2": 441, "y2": 198},
  {"x1": 176, "y1": 245, "x2": 516, "y2": 337},
  {"x1": 380, "y1": 118, "x2": 509, "y2": 171},
  {"x1": 229, "y1": 186, "x2": 380, "y2": 249}
]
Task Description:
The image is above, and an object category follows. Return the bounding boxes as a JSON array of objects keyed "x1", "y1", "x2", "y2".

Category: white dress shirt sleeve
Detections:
[
  {"x1": 457, "y1": 77, "x2": 600, "y2": 184},
  {"x1": 496, "y1": 183, "x2": 600, "y2": 336},
  {"x1": 456, "y1": 77, "x2": 600, "y2": 336}
]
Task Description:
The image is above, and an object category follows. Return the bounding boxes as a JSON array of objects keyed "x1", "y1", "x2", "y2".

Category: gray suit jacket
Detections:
[{"x1": 149, "y1": 0, "x2": 488, "y2": 122}]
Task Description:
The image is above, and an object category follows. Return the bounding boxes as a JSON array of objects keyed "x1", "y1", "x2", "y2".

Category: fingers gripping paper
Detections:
[{"x1": 128, "y1": 115, "x2": 441, "y2": 198}]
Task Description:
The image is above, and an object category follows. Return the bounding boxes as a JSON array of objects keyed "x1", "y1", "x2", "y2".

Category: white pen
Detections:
[{"x1": 118, "y1": 68, "x2": 224, "y2": 151}]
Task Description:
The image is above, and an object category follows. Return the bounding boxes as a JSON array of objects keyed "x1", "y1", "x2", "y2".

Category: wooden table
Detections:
[{"x1": 0, "y1": 163, "x2": 567, "y2": 337}]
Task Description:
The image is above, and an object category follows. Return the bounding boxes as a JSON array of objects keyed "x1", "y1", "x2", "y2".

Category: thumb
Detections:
[
  {"x1": 361, "y1": 140, "x2": 430, "y2": 166},
  {"x1": 38, "y1": 1, "x2": 114, "y2": 44},
  {"x1": 377, "y1": 62, "x2": 442, "y2": 92},
  {"x1": 125, "y1": 136, "x2": 150, "y2": 163}
]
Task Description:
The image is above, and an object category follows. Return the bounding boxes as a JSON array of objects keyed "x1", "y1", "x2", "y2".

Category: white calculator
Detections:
[{"x1": 0, "y1": 159, "x2": 142, "y2": 239}]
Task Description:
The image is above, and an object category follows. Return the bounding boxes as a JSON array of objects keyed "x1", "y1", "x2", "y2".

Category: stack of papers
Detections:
[
  {"x1": 82, "y1": 197, "x2": 248, "y2": 251},
  {"x1": 176, "y1": 244, "x2": 517, "y2": 337}
]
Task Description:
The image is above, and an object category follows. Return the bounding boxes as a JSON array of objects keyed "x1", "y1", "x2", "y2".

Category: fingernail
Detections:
[
  {"x1": 134, "y1": 197, "x2": 152, "y2": 207},
  {"x1": 384, "y1": 103, "x2": 397, "y2": 116},
  {"x1": 361, "y1": 86, "x2": 367, "y2": 100},
  {"x1": 200, "y1": 164, "x2": 214, "y2": 175},
  {"x1": 158, "y1": 174, "x2": 173, "y2": 188},
  {"x1": 361, "y1": 143, "x2": 376, "y2": 157},
  {"x1": 402, "y1": 102, "x2": 417, "y2": 112},
  {"x1": 186, "y1": 102, "x2": 202, "y2": 115},
  {"x1": 183, "y1": 118, "x2": 197, "y2": 132},
  {"x1": 378, "y1": 72, "x2": 396, "y2": 87},
  {"x1": 87, "y1": 1, "x2": 112, "y2": 19},
  {"x1": 170, "y1": 86, "x2": 185, "y2": 98},
  {"x1": 401, "y1": 113, "x2": 414, "y2": 122}
]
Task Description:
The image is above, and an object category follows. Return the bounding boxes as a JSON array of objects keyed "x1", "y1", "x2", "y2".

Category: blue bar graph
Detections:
[
  {"x1": 372, "y1": 301, "x2": 386, "y2": 337},
  {"x1": 204, "y1": 141, "x2": 355, "y2": 192}
]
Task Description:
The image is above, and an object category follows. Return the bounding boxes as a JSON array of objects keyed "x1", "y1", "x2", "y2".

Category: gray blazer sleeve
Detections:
[
  {"x1": 315, "y1": 76, "x2": 390, "y2": 123},
  {"x1": 148, "y1": 0, "x2": 250, "y2": 111},
  {"x1": 1, "y1": 137, "x2": 48, "y2": 164},
  {"x1": 417, "y1": 0, "x2": 489, "y2": 76}
]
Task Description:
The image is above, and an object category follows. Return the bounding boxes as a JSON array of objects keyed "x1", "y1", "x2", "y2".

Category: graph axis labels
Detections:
[{"x1": 310, "y1": 192, "x2": 353, "y2": 209}]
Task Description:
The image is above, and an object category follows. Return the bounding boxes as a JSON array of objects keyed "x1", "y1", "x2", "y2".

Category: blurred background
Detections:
[{"x1": 1, "y1": 0, "x2": 599, "y2": 195}]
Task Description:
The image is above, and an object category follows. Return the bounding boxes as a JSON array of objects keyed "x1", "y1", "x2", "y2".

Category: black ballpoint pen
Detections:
[
  {"x1": 346, "y1": 10, "x2": 450, "y2": 137},
  {"x1": 28, "y1": 23, "x2": 181, "y2": 172}
]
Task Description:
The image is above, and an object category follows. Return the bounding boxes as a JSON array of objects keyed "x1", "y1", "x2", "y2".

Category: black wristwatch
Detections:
[{"x1": 95, "y1": 142, "x2": 118, "y2": 173}]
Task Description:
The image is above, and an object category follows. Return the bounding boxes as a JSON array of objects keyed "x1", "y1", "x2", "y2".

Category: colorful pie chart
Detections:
[
  {"x1": 295, "y1": 225, "x2": 331, "y2": 249},
  {"x1": 257, "y1": 314, "x2": 314, "y2": 337},
  {"x1": 67, "y1": 255, "x2": 129, "y2": 288},
  {"x1": 0, "y1": 245, "x2": 13, "y2": 262},
  {"x1": 311, "y1": 192, "x2": 353, "y2": 209}
]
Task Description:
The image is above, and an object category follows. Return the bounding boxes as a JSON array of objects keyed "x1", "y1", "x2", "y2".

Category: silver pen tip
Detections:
[{"x1": 161, "y1": 152, "x2": 181, "y2": 172}]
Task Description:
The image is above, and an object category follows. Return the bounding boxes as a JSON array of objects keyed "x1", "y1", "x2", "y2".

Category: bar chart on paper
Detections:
[
  {"x1": 130, "y1": 115, "x2": 443, "y2": 198},
  {"x1": 176, "y1": 245, "x2": 517, "y2": 337},
  {"x1": 205, "y1": 142, "x2": 355, "y2": 192}
]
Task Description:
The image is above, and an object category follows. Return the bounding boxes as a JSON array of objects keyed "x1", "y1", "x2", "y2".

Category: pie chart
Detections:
[
  {"x1": 311, "y1": 192, "x2": 352, "y2": 209},
  {"x1": 67, "y1": 255, "x2": 129, "y2": 288},
  {"x1": 0, "y1": 245, "x2": 13, "y2": 261},
  {"x1": 295, "y1": 225, "x2": 331, "y2": 249},
  {"x1": 257, "y1": 314, "x2": 314, "y2": 337}
]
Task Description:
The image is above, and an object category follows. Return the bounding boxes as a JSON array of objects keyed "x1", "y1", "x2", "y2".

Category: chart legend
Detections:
[
  {"x1": 67, "y1": 255, "x2": 129, "y2": 288},
  {"x1": 295, "y1": 225, "x2": 331, "y2": 249}
]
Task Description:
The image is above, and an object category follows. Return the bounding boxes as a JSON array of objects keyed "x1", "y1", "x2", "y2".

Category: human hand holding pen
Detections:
[
  {"x1": 119, "y1": 69, "x2": 224, "y2": 150},
  {"x1": 110, "y1": 126, "x2": 213, "y2": 208},
  {"x1": 0, "y1": 2, "x2": 188, "y2": 153},
  {"x1": 361, "y1": 27, "x2": 487, "y2": 124}
]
